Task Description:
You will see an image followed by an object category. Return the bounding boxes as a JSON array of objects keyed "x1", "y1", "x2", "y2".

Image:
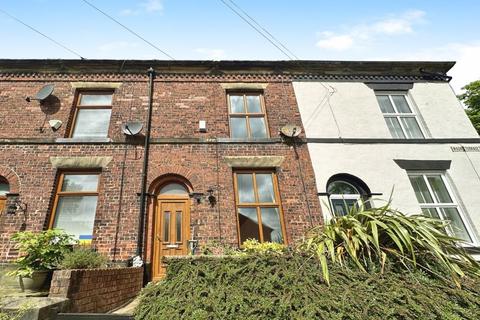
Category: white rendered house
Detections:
[{"x1": 293, "y1": 61, "x2": 480, "y2": 248}]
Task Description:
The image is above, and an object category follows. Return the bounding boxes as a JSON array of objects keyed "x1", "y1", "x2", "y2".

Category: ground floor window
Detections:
[
  {"x1": 0, "y1": 176, "x2": 9, "y2": 214},
  {"x1": 233, "y1": 170, "x2": 285, "y2": 244},
  {"x1": 408, "y1": 172, "x2": 474, "y2": 243},
  {"x1": 49, "y1": 172, "x2": 100, "y2": 242},
  {"x1": 327, "y1": 174, "x2": 371, "y2": 217}
]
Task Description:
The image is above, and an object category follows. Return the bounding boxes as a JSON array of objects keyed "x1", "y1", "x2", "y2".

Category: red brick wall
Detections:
[
  {"x1": 49, "y1": 267, "x2": 143, "y2": 313},
  {"x1": 0, "y1": 72, "x2": 322, "y2": 264}
]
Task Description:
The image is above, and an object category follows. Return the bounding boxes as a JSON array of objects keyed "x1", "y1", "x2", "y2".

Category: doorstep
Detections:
[{"x1": 0, "y1": 296, "x2": 69, "y2": 320}]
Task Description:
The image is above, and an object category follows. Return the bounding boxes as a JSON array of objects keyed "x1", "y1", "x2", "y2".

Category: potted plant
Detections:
[{"x1": 7, "y1": 229, "x2": 76, "y2": 291}]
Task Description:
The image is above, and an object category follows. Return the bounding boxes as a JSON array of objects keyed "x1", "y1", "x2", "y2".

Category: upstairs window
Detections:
[
  {"x1": 228, "y1": 93, "x2": 269, "y2": 139},
  {"x1": 376, "y1": 93, "x2": 424, "y2": 139},
  {"x1": 234, "y1": 170, "x2": 285, "y2": 244},
  {"x1": 70, "y1": 92, "x2": 113, "y2": 138},
  {"x1": 408, "y1": 172, "x2": 474, "y2": 243},
  {"x1": 50, "y1": 172, "x2": 100, "y2": 241}
]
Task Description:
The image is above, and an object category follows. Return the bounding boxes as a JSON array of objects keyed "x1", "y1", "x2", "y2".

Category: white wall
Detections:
[
  {"x1": 309, "y1": 143, "x2": 480, "y2": 243},
  {"x1": 293, "y1": 81, "x2": 479, "y2": 139},
  {"x1": 293, "y1": 80, "x2": 480, "y2": 245}
]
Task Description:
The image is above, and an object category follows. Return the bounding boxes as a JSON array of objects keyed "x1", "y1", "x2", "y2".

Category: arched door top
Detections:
[
  {"x1": 150, "y1": 174, "x2": 193, "y2": 197},
  {"x1": 159, "y1": 183, "x2": 189, "y2": 197}
]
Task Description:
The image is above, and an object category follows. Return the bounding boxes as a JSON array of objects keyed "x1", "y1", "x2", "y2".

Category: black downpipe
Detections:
[{"x1": 137, "y1": 67, "x2": 156, "y2": 257}]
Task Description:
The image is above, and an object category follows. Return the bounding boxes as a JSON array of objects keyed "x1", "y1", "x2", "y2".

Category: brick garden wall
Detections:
[
  {"x1": 49, "y1": 267, "x2": 143, "y2": 313},
  {"x1": 0, "y1": 71, "x2": 322, "y2": 264}
]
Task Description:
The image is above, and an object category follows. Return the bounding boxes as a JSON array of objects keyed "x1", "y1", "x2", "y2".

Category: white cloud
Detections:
[
  {"x1": 316, "y1": 34, "x2": 354, "y2": 51},
  {"x1": 120, "y1": 0, "x2": 163, "y2": 16},
  {"x1": 141, "y1": 0, "x2": 163, "y2": 13},
  {"x1": 447, "y1": 44, "x2": 480, "y2": 93},
  {"x1": 366, "y1": 42, "x2": 480, "y2": 94},
  {"x1": 316, "y1": 10, "x2": 426, "y2": 51},
  {"x1": 194, "y1": 48, "x2": 226, "y2": 60}
]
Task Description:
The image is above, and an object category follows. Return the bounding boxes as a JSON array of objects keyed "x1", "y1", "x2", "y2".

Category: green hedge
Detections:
[{"x1": 135, "y1": 255, "x2": 480, "y2": 320}]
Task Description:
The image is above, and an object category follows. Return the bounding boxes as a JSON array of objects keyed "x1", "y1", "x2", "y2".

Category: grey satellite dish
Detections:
[
  {"x1": 121, "y1": 121, "x2": 143, "y2": 136},
  {"x1": 26, "y1": 84, "x2": 55, "y2": 103},
  {"x1": 280, "y1": 124, "x2": 302, "y2": 138}
]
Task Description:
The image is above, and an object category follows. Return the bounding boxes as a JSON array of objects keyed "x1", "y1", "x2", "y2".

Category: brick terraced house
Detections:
[
  {"x1": 1, "y1": 60, "x2": 479, "y2": 281},
  {"x1": 0, "y1": 59, "x2": 323, "y2": 280}
]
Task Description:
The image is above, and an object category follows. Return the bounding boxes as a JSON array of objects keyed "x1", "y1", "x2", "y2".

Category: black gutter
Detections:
[{"x1": 136, "y1": 67, "x2": 156, "y2": 257}]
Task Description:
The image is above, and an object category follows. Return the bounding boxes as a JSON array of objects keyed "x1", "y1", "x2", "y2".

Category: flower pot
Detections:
[{"x1": 19, "y1": 270, "x2": 49, "y2": 291}]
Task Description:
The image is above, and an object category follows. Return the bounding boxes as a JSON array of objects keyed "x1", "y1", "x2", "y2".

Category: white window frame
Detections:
[
  {"x1": 328, "y1": 180, "x2": 361, "y2": 216},
  {"x1": 408, "y1": 171, "x2": 477, "y2": 246},
  {"x1": 376, "y1": 92, "x2": 425, "y2": 139}
]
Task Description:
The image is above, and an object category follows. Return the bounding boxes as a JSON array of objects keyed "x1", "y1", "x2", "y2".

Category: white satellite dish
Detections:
[
  {"x1": 121, "y1": 121, "x2": 143, "y2": 136},
  {"x1": 26, "y1": 84, "x2": 54, "y2": 103},
  {"x1": 280, "y1": 124, "x2": 302, "y2": 137}
]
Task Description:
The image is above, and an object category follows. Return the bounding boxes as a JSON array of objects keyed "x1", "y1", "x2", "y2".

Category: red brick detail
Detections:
[
  {"x1": 0, "y1": 166, "x2": 20, "y2": 193},
  {"x1": 148, "y1": 166, "x2": 200, "y2": 193},
  {"x1": 0, "y1": 74, "x2": 323, "y2": 264},
  {"x1": 49, "y1": 267, "x2": 143, "y2": 313}
]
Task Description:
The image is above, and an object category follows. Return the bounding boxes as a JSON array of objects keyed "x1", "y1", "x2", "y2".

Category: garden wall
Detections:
[{"x1": 49, "y1": 267, "x2": 143, "y2": 313}]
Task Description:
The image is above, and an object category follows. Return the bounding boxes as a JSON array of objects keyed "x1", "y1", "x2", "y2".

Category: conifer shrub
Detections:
[{"x1": 134, "y1": 255, "x2": 480, "y2": 320}]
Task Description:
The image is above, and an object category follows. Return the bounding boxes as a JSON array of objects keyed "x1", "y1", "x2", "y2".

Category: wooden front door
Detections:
[
  {"x1": 0, "y1": 196, "x2": 6, "y2": 215},
  {"x1": 152, "y1": 199, "x2": 190, "y2": 280}
]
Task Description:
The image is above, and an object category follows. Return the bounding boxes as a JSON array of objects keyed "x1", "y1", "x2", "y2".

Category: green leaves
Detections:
[
  {"x1": 7, "y1": 229, "x2": 76, "y2": 278},
  {"x1": 134, "y1": 255, "x2": 480, "y2": 320},
  {"x1": 299, "y1": 203, "x2": 480, "y2": 287},
  {"x1": 458, "y1": 79, "x2": 480, "y2": 134}
]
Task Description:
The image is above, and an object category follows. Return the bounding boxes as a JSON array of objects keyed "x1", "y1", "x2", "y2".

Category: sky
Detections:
[{"x1": 0, "y1": 0, "x2": 479, "y2": 93}]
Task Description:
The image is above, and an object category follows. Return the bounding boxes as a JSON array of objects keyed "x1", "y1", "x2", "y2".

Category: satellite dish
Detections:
[
  {"x1": 26, "y1": 84, "x2": 55, "y2": 103},
  {"x1": 280, "y1": 124, "x2": 302, "y2": 138},
  {"x1": 121, "y1": 121, "x2": 143, "y2": 136}
]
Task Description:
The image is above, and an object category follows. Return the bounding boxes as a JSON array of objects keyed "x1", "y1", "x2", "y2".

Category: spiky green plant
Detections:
[{"x1": 299, "y1": 202, "x2": 480, "y2": 287}]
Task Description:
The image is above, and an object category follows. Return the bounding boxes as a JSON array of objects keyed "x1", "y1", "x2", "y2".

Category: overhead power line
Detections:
[
  {"x1": 225, "y1": 0, "x2": 299, "y2": 60},
  {"x1": 81, "y1": 0, "x2": 175, "y2": 60},
  {"x1": 0, "y1": 8, "x2": 85, "y2": 59},
  {"x1": 218, "y1": 0, "x2": 297, "y2": 60}
]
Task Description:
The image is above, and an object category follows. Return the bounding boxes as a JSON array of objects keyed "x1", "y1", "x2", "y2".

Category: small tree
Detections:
[{"x1": 458, "y1": 80, "x2": 480, "y2": 134}]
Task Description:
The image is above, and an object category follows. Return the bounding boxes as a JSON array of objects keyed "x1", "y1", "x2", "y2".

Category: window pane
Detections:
[
  {"x1": 249, "y1": 117, "x2": 268, "y2": 138},
  {"x1": 163, "y1": 211, "x2": 170, "y2": 242},
  {"x1": 231, "y1": 117, "x2": 248, "y2": 138},
  {"x1": 176, "y1": 211, "x2": 182, "y2": 243},
  {"x1": 53, "y1": 196, "x2": 98, "y2": 240},
  {"x1": 246, "y1": 95, "x2": 262, "y2": 113},
  {"x1": 159, "y1": 183, "x2": 188, "y2": 196},
  {"x1": 391, "y1": 95, "x2": 412, "y2": 113},
  {"x1": 256, "y1": 174, "x2": 275, "y2": 203},
  {"x1": 400, "y1": 117, "x2": 424, "y2": 139},
  {"x1": 238, "y1": 207, "x2": 260, "y2": 243},
  {"x1": 260, "y1": 208, "x2": 283, "y2": 243},
  {"x1": 331, "y1": 198, "x2": 358, "y2": 216},
  {"x1": 427, "y1": 176, "x2": 453, "y2": 203},
  {"x1": 79, "y1": 94, "x2": 112, "y2": 106},
  {"x1": 237, "y1": 174, "x2": 255, "y2": 203},
  {"x1": 409, "y1": 176, "x2": 433, "y2": 204},
  {"x1": 327, "y1": 181, "x2": 359, "y2": 195},
  {"x1": 72, "y1": 109, "x2": 112, "y2": 138},
  {"x1": 376, "y1": 95, "x2": 395, "y2": 113},
  {"x1": 441, "y1": 208, "x2": 472, "y2": 243},
  {"x1": 61, "y1": 174, "x2": 98, "y2": 192},
  {"x1": 229, "y1": 95, "x2": 245, "y2": 113},
  {"x1": 422, "y1": 208, "x2": 440, "y2": 219},
  {"x1": 0, "y1": 182, "x2": 9, "y2": 195},
  {"x1": 384, "y1": 117, "x2": 405, "y2": 138}
]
